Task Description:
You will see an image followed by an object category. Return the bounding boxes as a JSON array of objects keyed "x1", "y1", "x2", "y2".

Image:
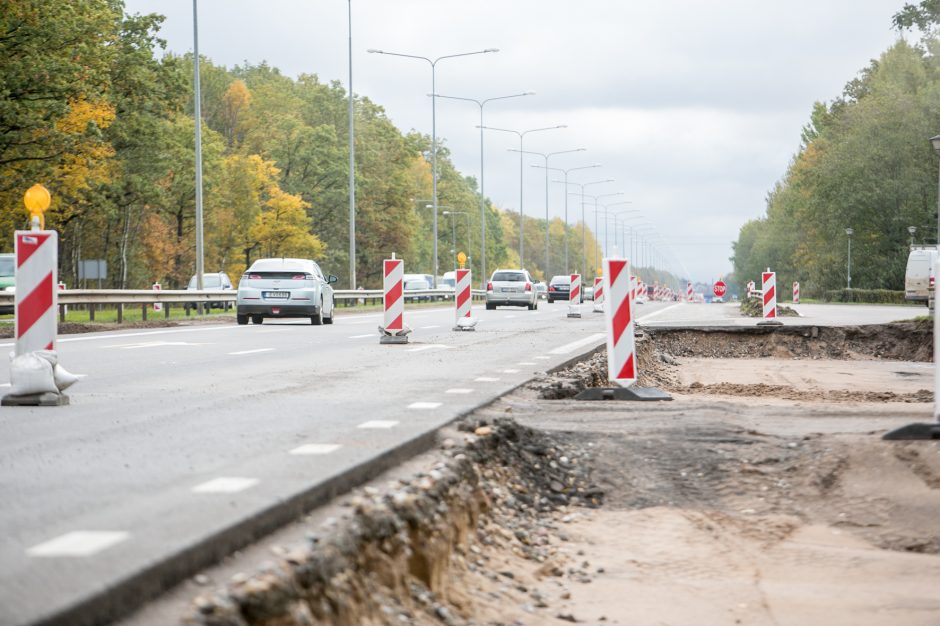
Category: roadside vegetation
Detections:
[{"x1": 731, "y1": 1, "x2": 940, "y2": 296}]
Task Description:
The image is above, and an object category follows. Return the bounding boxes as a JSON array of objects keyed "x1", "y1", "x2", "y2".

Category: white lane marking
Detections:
[
  {"x1": 408, "y1": 401, "x2": 442, "y2": 409},
  {"x1": 636, "y1": 303, "x2": 683, "y2": 323},
  {"x1": 0, "y1": 383, "x2": 9, "y2": 388},
  {"x1": 334, "y1": 313, "x2": 385, "y2": 323},
  {"x1": 534, "y1": 356, "x2": 551, "y2": 360},
  {"x1": 106, "y1": 341, "x2": 207, "y2": 350},
  {"x1": 549, "y1": 333, "x2": 606, "y2": 355},
  {"x1": 518, "y1": 362, "x2": 536, "y2": 365},
  {"x1": 419, "y1": 325, "x2": 440, "y2": 329},
  {"x1": 191, "y1": 477, "x2": 259, "y2": 494},
  {"x1": 348, "y1": 334, "x2": 373, "y2": 339},
  {"x1": 445, "y1": 388, "x2": 474, "y2": 394},
  {"x1": 405, "y1": 344, "x2": 452, "y2": 353},
  {"x1": 0, "y1": 324, "x2": 246, "y2": 349},
  {"x1": 228, "y1": 348, "x2": 274, "y2": 356},
  {"x1": 475, "y1": 377, "x2": 500, "y2": 382},
  {"x1": 505, "y1": 315, "x2": 517, "y2": 319},
  {"x1": 27, "y1": 531, "x2": 129, "y2": 557},
  {"x1": 502, "y1": 369, "x2": 520, "y2": 374},
  {"x1": 290, "y1": 443, "x2": 342, "y2": 455},
  {"x1": 358, "y1": 420, "x2": 398, "y2": 429}
]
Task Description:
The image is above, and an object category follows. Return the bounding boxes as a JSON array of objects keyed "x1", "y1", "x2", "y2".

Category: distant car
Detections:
[
  {"x1": 548, "y1": 275, "x2": 582, "y2": 303},
  {"x1": 486, "y1": 269, "x2": 538, "y2": 310},
  {"x1": 0, "y1": 253, "x2": 13, "y2": 314},
  {"x1": 905, "y1": 247, "x2": 937, "y2": 307},
  {"x1": 404, "y1": 278, "x2": 432, "y2": 301},
  {"x1": 185, "y1": 272, "x2": 234, "y2": 311},
  {"x1": 535, "y1": 282, "x2": 548, "y2": 300},
  {"x1": 236, "y1": 258, "x2": 337, "y2": 325},
  {"x1": 440, "y1": 271, "x2": 457, "y2": 292},
  {"x1": 583, "y1": 285, "x2": 594, "y2": 301}
]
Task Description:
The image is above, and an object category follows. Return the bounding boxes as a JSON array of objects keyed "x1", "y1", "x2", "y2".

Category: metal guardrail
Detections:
[{"x1": 0, "y1": 288, "x2": 487, "y2": 322}]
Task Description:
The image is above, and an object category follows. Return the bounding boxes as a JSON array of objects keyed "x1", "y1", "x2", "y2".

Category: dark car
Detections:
[{"x1": 547, "y1": 275, "x2": 582, "y2": 303}]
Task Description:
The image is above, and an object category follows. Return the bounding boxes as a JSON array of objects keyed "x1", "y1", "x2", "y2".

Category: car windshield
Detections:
[
  {"x1": 441, "y1": 278, "x2": 456, "y2": 288},
  {"x1": 550, "y1": 275, "x2": 569, "y2": 284},
  {"x1": 404, "y1": 280, "x2": 430, "y2": 290},
  {"x1": 0, "y1": 257, "x2": 13, "y2": 277},
  {"x1": 492, "y1": 272, "x2": 525, "y2": 282},
  {"x1": 189, "y1": 275, "x2": 222, "y2": 288}
]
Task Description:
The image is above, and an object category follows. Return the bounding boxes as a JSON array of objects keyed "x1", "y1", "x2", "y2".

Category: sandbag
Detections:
[{"x1": 9, "y1": 352, "x2": 58, "y2": 396}]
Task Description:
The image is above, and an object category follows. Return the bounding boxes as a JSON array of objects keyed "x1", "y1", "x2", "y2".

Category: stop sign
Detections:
[{"x1": 713, "y1": 281, "x2": 727, "y2": 297}]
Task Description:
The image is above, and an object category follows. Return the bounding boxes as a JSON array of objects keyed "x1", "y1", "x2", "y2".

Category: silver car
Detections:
[
  {"x1": 236, "y1": 258, "x2": 337, "y2": 325},
  {"x1": 485, "y1": 269, "x2": 538, "y2": 310}
]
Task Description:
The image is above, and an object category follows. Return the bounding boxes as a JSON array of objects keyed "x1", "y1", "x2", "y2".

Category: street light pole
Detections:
[
  {"x1": 931, "y1": 135, "x2": 940, "y2": 248},
  {"x1": 909, "y1": 226, "x2": 917, "y2": 248},
  {"x1": 479, "y1": 125, "x2": 565, "y2": 267},
  {"x1": 192, "y1": 0, "x2": 204, "y2": 293},
  {"x1": 509, "y1": 148, "x2": 584, "y2": 277},
  {"x1": 347, "y1": 0, "x2": 356, "y2": 289},
  {"x1": 539, "y1": 164, "x2": 600, "y2": 273},
  {"x1": 369, "y1": 47, "x2": 498, "y2": 286},
  {"x1": 434, "y1": 92, "x2": 533, "y2": 287},
  {"x1": 845, "y1": 227, "x2": 854, "y2": 289}
]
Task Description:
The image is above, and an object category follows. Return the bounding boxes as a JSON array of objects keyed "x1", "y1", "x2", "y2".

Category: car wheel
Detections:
[
  {"x1": 311, "y1": 302, "x2": 323, "y2": 325},
  {"x1": 236, "y1": 314, "x2": 248, "y2": 325},
  {"x1": 323, "y1": 299, "x2": 334, "y2": 324},
  {"x1": 533, "y1": 300, "x2": 538, "y2": 310},
  {"x1": 251, "y1": 315, "x2": 263, "y2": 325}
]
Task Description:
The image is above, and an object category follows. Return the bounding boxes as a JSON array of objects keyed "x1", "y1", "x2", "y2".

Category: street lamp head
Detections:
[
  {"x1": 930, "y1": 134, "x2": 940, "y2": 155},
  {"x1": 484, "y1": 48, "x2": 500, "y2": 53},
  {"x1": 442, "y1": 211, "x2": 451, "y2": 215},
  {"x1": 522, "y1": 91, "x2": 536, "y2": 96},
  {"x1": 845, "y1": 227, "x2": 854, "y2": 236},
  {"x1": 366, "y1": 49, "x2": 382, "y2": 54}
]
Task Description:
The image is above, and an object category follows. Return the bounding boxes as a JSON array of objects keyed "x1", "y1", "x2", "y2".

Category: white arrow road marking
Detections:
[
  {"x1": 191, "y1": 477, "x2": 259, "y2": 494},
  {"x1": 408, "y1": 402, "x2": 442, "y2": 409},
  {"x1": 228, "y1": 348, "x2": 274, "y2": 356},
  {"x1": 27, "y1": 531, "x2": 129, "y2": 557},
  {"x1": 290, "y1": 443, "x2": 342, "y2": 455},
  {"x1": 358, "y1": 420, "x2": 398, "y2": 429},
  {"x1": 549, "y1": 333, "x2": 606, "y2": 355}
]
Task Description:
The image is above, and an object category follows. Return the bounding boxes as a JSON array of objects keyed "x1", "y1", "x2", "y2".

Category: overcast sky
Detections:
[{"x1": 124, "y1": 0, "x2": 905, "y2": 281}]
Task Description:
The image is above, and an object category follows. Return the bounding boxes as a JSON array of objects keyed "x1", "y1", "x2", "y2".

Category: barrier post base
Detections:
[
  {"x1": 2, "y1": 392, "x2": 70, "y2": 407},
  {"x1": 757, "y1": 320, "x2": 784, "y2": 326},
  {"x1": 452, "y1": 325, "x2": 476, "y2": 332},
  {"x1": 567, "y1": 312, "x2": 582, "y2": 318},
  {"x1": 574, "y1": 386, "x2": 672, "y2": 402},
  {"x1": 882, "y1": 422, "x2": 940, "y2": 440},
  {"x1": 379, "y1": 334, "x2": 410, "y2": 345}
]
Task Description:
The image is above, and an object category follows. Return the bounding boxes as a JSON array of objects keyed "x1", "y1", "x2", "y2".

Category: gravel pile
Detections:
[
  {"x1": 181, "y1": 419, "x2": 603, "y2": 626},
  {"x1": 739, "y1": 296, "x2": 799, "y2": 317}
]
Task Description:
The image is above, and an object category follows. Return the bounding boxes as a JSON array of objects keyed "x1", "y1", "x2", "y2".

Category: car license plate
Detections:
[
  {"x1": 501, "y1": 287, "x2": 515, "y2": 293},
  {"x1": 264, "y1": 291, "x2": 290, "y2": 299}
]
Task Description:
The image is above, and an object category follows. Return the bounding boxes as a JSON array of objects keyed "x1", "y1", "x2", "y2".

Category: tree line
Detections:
[
  {"x1": 731, "y1": 2, "x2": 940, "y2": 295},
  {"x1": 0, "y1": 0, "x2": 604, "y2": 289}
]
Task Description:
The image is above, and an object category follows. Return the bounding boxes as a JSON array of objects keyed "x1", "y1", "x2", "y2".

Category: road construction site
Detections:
[{"x1": 115, "y1": 303, "x2": 937, "y2": 626}]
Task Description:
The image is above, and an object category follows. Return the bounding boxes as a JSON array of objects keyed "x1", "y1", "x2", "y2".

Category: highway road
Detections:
[
  {"x1": 0, "y1": 299, "x2": 675, "y2": 626},
  {"x1": 0, "y1": 298, "x2": 921, "y2": 625}
]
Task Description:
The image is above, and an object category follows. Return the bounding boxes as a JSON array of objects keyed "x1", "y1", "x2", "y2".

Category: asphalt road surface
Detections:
[{"x1": 0, "y1": 299, "x2": 918, "y2": 625}]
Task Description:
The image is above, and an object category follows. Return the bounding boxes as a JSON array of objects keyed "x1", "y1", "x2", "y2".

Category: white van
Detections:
[{"x1": 905, "y1": 247, "x2": 937, "y2": 306}]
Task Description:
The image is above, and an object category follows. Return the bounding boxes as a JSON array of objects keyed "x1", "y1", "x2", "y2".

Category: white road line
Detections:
[
  {"x1": 505, "y1": 315, "x2": 517, "y2": 319},
  {"x1": 501, "y1": 369, "x2": 520, "y2": 374},
  {"x1": 348, "y1": 334, "x2": 373, "y2": 339},
  {"x1": 228, "y1": 348, "x2": 274, "y2": 356},
  {"x1": 191, "y1": 477, "x2": 259, "y2": 494},
  {"x1": 290, "y1": 443, "x2": 342, "y2": 455},
  {"x1": 518, "y1": 362, "x2": 536, "y2": 366},
  {"x1": 408, "y1": 401, "x2": 442, "y2": 409},
  {"x1": 534, "y1": 356, "x2": 551, "y2": 360},
  {"x1": 419, "y1": 325, "x2": 440, "y2": 329},
  {"x1": 27, "y1": 531, "x2": 129, "y2": 557},
  {"x1": 636, "y1": 303, "x2": 683, "y2": 323},
  {"x1": 107, "y1": 341, "x2": 207, "y2": 350},
  {"x1": 0, "y1": 324, "x2": 247, "y2": 349},
  {"x1": 358, "y1": 420, "x2": 398, "y2": 429},
  {"x1": 475, "y1": 377, "x2": 500, "y2": 382},
  {"x1": 445, "y1": 388, "x2": 473, "y2": 394},
  {"x1": 405, "y1": 344, "x2": 451, "y2": 353},
  {"x1": 0, "y1": 383, "x2": 10, "y2": 388},
  {"x1": 549, "y1": 333, "x2": 606, "y2": 355}
]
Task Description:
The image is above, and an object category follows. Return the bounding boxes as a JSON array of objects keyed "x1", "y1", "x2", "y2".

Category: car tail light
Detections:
[
  {"x1": 549, "y1": 285, "x2": 556, "y2": 292},
  {"x1": 247, "y1": 273, "x2": 262, "y2": 280},
  {"x1": 292, "y1": 273, "x2": 314, "y2": 280},
  {"x1": 931, "y1": 276, "x2": 936, "y2": 288},
  {"x1": 486, "y1": 281, "x2": 493, "y2": 291},
  {"x1": 525, "y1": 282, "x2": 532, "y2": 292}
]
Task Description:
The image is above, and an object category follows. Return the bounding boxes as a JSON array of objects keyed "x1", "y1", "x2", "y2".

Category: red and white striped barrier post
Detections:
[
  {"x1": 760, "y1": 270, "x2": 781, "y2": 324},
  {"x1": 630, "y1": 275, "x2": 637, "y2": 305},
  {"x1": 152, "y1": 282, "x2": 162, "y2": 312},
  {"x1": 592, "y1": 276, "x2": 604, "y2": 313},
  {"x1": 687, "y1": 281, "x2": 694, "y2": 303},
  {"x1": 453, "y1": 268, "x2": 476, "y2": 331},
  {"x1": 792, "y1": 281, "x2": 800, "y2": 304},
  {"x1": 379, "y1": 255, "x2": 410, "y2": 344},
  {"x1": 604, "y1": 258, "x2": 636, "y2": 386},
  {"x1": 567, "y1": 273, "x2": 582, "y2": 318}
]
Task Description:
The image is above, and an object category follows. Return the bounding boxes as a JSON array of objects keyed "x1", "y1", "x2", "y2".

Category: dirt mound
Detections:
[{"x1": 740, "y1": 295, "x2": 799, "y2": 317}]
